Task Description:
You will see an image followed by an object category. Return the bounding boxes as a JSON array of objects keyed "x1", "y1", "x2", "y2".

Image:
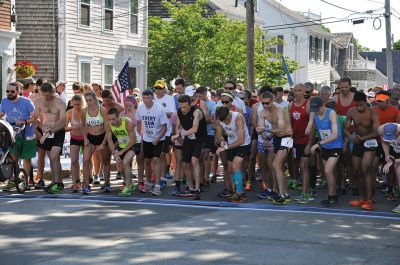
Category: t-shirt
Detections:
[
  {"x1": 205, "y1": 99, "x2": 216, "y2": 136},
  {"x1": 373, "y1": 106, "x2": 399, "y2": 125},
  {"x1": 154, "y1": 94, "x2": 176, "y2": 136},
  {"x1": 136, "y1": 102, "x2": 168, "y2": 142},
  {"x1": 277, "y1": 100, "x2": 289, "y2": 110},
  {"x1": 0, "y1": 97, "x2": 35, "y2": 138}
]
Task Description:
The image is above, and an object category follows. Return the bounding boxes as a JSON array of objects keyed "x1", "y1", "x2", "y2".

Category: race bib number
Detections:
[
  {"x1": 281, "y1": 137, "x2": 293, "y2": 148},
  {"x1": 319, "y1": 129, "x2": 332, "y2": 140},
  {"x1": 145, "y1": 129, "x2": 154, "y2": 136},
  {"x1": 391, "y1": 139, "x2": 400, "y2": 153},
  {"x1": 364, "y1": 139, "x2": 378, "y2": 148},
  {"x1": 119, "y1": 136, "x2": 130, "y2": 145},
  {"x1": 187, "y1": 134, "x2": 196, "y2": 140},
  {"x1": 48, "y1": 133, "x2": 55, "y2": 139}
]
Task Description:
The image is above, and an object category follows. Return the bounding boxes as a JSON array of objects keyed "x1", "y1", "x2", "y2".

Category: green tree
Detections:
[
  {"x1": 353, "y1": 37, "x2": 371, "y2": 52},
  {"x1": 148, "y1": 0, "x2": 298, "y2": 89},
  {"x1": 394, "y1": 39, "x2": 400, "y2": 51}
]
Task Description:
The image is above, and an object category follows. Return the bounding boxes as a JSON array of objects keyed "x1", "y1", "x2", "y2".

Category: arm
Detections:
[
  {"x1": 214, "y1": 120, "x2": 224, "y2": 144},
  {"x1": 65, "y1": 111, "x2": 73, "y2": 132},
  {"x1": 0, "y1": 111, "x2": 5, "y2": 120},
  {"x1": 343, "y1": 110, "x2": 354, "y2": 140},
  {"x1": 100, "y1": 107, "x2": 109, "y2": 146},
  {"x1": 181, "y1": 109, "x2": 202, "y2": 136},
  {"x1": 154, "y1": 124, "x2": 167, "y2": 144},
  {"x1": 171, "y1": 115, "x2": 182, "y2": 141},
  {"x1": 359, "y1": 110, "x2": 379, "y2": 141},
  {"x1": 228, "y1": 114, "x2": 245, "y2": 149},
  {"x1": 305, "y1": 112, "x2": 315, "y2": 135}
]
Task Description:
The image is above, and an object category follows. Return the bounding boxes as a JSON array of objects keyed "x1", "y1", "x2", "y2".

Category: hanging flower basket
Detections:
[{"x1": 14, "y1": 60, "x2": 38, "y2": 78}]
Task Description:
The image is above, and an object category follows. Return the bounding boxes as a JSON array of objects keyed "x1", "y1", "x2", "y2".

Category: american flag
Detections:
[{"x1": 111, "y1": 61, "x2": 131, "y2": 104}]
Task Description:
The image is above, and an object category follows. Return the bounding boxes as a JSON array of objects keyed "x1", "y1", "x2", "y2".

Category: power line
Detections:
[{"x1": 320, "y1": 0, "x2": 362, "y2": 13}]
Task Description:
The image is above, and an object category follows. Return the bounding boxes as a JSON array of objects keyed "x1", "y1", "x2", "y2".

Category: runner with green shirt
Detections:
[{"x1": 105, "y1": 108, "x2": 137, "y2": 196}]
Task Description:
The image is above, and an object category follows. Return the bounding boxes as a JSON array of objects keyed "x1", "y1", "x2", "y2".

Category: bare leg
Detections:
[
  {"x1": 70, "y1": 145, "x2": 81, "y2": 183},
  {"x1": 48, "y1": 146, "x2": 62, "y2": 183}
]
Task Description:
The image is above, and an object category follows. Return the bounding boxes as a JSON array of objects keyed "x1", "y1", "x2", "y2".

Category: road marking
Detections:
[{"x1": 1, "y1": 193, "x2": 399, "y2": 221}]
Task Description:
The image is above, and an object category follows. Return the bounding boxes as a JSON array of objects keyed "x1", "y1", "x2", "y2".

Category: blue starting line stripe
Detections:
[{"x1": 1, "y1": 193, "x2": 399, "y2": 221}]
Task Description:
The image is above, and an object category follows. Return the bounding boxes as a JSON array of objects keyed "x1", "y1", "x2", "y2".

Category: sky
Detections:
[{"x1": 276, "y1": 0, "x2": 400, "y2": 51}]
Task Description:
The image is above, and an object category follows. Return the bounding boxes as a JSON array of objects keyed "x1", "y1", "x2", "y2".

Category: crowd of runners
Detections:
[{"x1": 1, "y1": 76, "x2": 400, "y2": 213}]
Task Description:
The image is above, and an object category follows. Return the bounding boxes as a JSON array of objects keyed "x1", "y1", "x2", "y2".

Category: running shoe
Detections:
[
  {"x1": 116, "y1": 172, "x2": 122, "y2": 180},
  {"x1": 89, "y1": 177, "x2": 94, "y2": 184},
  {"x1": 386, "y1": 192, "x2": 398, "y2": 201},
  {"x1": 194, "y1": 189, "x2": 201, "y2": 200},
  {"x1": 320, "y1": 197, "x2": 338, "y2": 207},
  {"x1": 119, "y1": 182, "x2": 126, "y2": 191},
  {"x1": 71, "y1": 183, "x2": 80, "y2": 193},
  {"x1": 118, "y1": 184, "x2": 136, "y2": 196},
  {"x1": 172, "y1": 185, "x2": 181, "y2": 196},
  {"x1": 180, "y1": 187, "x2": 195, "y2": 197},
  {"x1": 2, "y1": 180, "x2": 15, "y2": 191},
  {"x1": 349, "y1": 199, "x2": 366, "y2": 207},
  {"x1": 47, "y1": 183, "x2": 63, "y2": 194},
  {"x1": 34, "y1": 179, "x2": 45, "y2": 189},
  {"x1": 244, "y1": 180, "x2": 252, "y2": 191},
  {"x1": 267, "y1": 190, "x2": 279, "y2": 201},
  {"x1": 361, "y1": 200, "x2": 374, "y2": 211},
  {"x1": 43, "y1": 182, "x2": 56, "y2": 193},
  {"x1": 284, "y1": 193, "x2": 291, "y2": 202},
  {"x1": 217, "y1": 188, "x2": 231, "y2": 197},
  {"x1": 257, "y1": 189, "x2": 269, "y2": 199},
  {"x1": 311, "y1": 188, "x2": 318, "y2": 197},
  {"x1": 138, "y1": 182, "x2": 145, "y2": 193},
  {"x1": 160, "y1": 179, "x2": 167, "y2": 190},
  {"x1": 318, "y1": 180, "x2": 328, "y2": 189},
  {"x1": 392, "y1": 205, "x2": 400, "y2": 214},
  {"x1": 273, "y1": 194, "x2": 286, "y2": 205},
  {"x1": 210, "y1": 174, "x2": 217, "y2": 183},
  {"x1": 82, "y1": 182, "x2": 91, "y2": 194},
  {"x1": 296, "y1": 193, "x2": 310, "y2": 204},
  {"x1": 229, "y1": 193, "x2": 245, "y2": 203},
  {"x1": 93, "y1": 175, "x2": 100, "y2": 185},
  {"x1": 307, "y1": 192, "x2": 315, "y2": 201},
  {"x1": 152, "y1": 185, "x2": 161, "y2": 196},
  {"x1": 99, "y1": 173, "x2": 104, "y2": 181},
  {"x1": 102, "y1": 182, "x2": 111, "y2": 193},
  {"x1": 165, "y1": 172, "x2": 173, "y2": 180},
  {"x1": 144, "y1": 182, "x2": 153, "y2": 193},
  {"x1": 180, "y1": 178, "x2": 186, "y2": 185}
]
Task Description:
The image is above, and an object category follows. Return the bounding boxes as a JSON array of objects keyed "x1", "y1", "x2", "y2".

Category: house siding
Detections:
[
  {"x1": 61, "y1": 0, "x2": 148, "y2": 96},
  {"x1": 15, "y1": 0, "x2": 58, "y2": 82}
]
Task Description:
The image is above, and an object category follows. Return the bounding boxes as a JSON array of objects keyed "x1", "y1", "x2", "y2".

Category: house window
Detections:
[
  {"x1": 324, "y1": 39, "x2": 330, "y2": 63},
  {"x1": 314, "y1": 37, "x2": 322, "y2": 61},
  {"x1": 130, "y1": 0, "x2": 138, "y2": 34},
  {"x1": 104, "y1": 64, "x2": 114, "y2": 89},
  {"x1": 104, "y1": 0, "x2": 113, "y2": 31},
  {"x1": 309, "y1": 36, "x2": 314, "y2": 60},
  {"x1": 277, "y1": 35, "x2": 284, "y2": 54},
  {"x1": 80, "y1": 62, "x2": 91, "y2": 83},
  {"x1": 80, "y1": 0, "x2": 90, "y2": 26},
  {"x1": 129, "y1": 67, "x2": 137, "y2": 88}
]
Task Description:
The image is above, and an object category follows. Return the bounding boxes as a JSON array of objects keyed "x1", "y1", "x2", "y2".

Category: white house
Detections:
[
  {"x1": 16, "y1": 0, "x2": 148, "y2": 95},
  {"x1": 0, "y1": 0, "x2": 20, "y2": 98},
  {"x1": 241, "y1": 0, "x2": 333, "y2": 88}
]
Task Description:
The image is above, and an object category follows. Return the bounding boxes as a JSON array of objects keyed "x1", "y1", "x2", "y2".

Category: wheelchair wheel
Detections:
[{"x1": 14, "y1": 168, "x2": 28, "y2": 194}]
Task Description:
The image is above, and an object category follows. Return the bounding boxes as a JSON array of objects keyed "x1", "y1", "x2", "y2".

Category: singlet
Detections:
[
  {"x1": 125, "y1": 110, "x2": 141, "y2": 143},
  {"x1": 177, "y1": 106, "x2": 207, "y2": 140},
  {"x1": 219, "y1": 112, "x2": 251, "y2": 146},
  {"x1": 194, "y1": 98, "x2": 201, "y2": 108},
  {"x1": 373, "y1": 106, "x2": 399, "y2": 125},
  {"x1": 205, "y1": 99, "x2": 216, "y2": 136},
  {"x1": 337, "y1": 95, "x2": 355, "y2": 116},
  {"x1": 70, "y1": 110, "x2": 84, "y2": 140},
  {"x1": 314, "y1": 108, "x2": 343, "y2": 149},
  {"x1": 290, "y1": 100, "x2": 309, "y2": 144},
  {"x1": 86, "y1": 105, "x2": 104, "y2": 127},
  {"x1": 110, "y1": 117, "x2": 130, "y2": 148}
]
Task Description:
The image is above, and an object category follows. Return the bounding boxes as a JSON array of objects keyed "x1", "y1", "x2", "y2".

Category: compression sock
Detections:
[{"x1": 232, "y1": 171, "x2": 243, "y2": 194}]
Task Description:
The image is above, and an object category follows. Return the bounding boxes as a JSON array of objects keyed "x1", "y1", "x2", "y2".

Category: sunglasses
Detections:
[
  {"x1": 221, "y1": 100, "x2": 231, "y2": 104},
  {"x1": 6, "y1": 90, "x2": 16, "y2": 94},
  {"x1": 262, "y1": 101, "x2": 272, "y2": 105},
  {"x1": 305, "y1": 90, "x2": 313, "y2": 94},
  {"x1": 154, "y1": 87, "x2": 164, "y2": 90},
  {"x1": 224, "y1": 87, "x2": 234, "y2": 90}
]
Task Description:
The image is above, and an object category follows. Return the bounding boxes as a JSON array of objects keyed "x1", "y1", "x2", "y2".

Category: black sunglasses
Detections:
[
  {"x1": 154, "y1": 87, "x2": 164, "y2": 90},
  {"x1": 262, "y1": 101, "x2": 272, "y2": 105},
  {"x1": 224, "y1": 87, "x2": 235, "y2": 90},
  {"x1": 6, "y1": 90, "x2": 16, "y2": 94},
  {"x1": 305, "y1": 90, "x2": 313, "y2": 94},
  {"x1": 221, "y1": 100, "x2": 231, "y2": 104}
]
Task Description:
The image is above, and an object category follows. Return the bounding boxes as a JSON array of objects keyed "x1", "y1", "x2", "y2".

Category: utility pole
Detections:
[
  {"x1": 385, "y1": 0, "x2": 393, "y2": 88},
  {"x1": 246, "y1": 0, "x2": 255, "y2": 92}
]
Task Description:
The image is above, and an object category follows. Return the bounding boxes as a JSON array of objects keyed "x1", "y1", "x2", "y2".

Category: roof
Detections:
[
  {"x1": 263, "y1": 0, "x2": 333, "y2": 38},
  {"x1": 332, "y1": 33, "x2": 353, "y2": 49},
  {"x1": 360, "y1": 50, "x2": 400, "y2": 83}
]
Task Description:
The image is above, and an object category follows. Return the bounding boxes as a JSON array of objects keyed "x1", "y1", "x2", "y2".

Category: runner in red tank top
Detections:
[
  {"x1": 337, "y1": 95, "x2": 355, "y2": 116},
  {"x1": 335, "y1": 77, "x2": 355, "y2": 116},
  {"x1": 289, "y1": 83, "x2": 312, "y2": 203}
]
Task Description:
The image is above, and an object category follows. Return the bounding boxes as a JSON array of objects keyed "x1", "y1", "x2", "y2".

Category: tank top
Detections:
[
  {"x1": 194, "y1": 99, "x2": 201, "y2": 108},
  {"x1": 314, "y1": 108, "x2": 343, "y2": 149},
  {"x1": 337, "y1": 95, "x2": 355, "y2": 116},
  {"x1": 125, "y1": 110, "x2": 141, "y2": 143},
  {"x1": 219, "y1": 112, "x2": 251, "y2": 146},
  {"x1": 177, "y1": 106, "x2": 207, "y2": 140},
  {"x1": 109, "y1": 117, "x2": 130, "y2": 148},
  {"x1": 71, "y1": 110, "x2": 84, "y2": 140},
  {"x1": 290, "y1": 100, "x2": 309, "y2": 144},
  {"x1": 86, "y1": 105, "x2": 104, "y2": 127}
]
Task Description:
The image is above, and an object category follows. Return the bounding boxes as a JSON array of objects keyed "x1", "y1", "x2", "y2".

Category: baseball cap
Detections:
[
  {"x1": 154, "y1": 80, "x2": 166, "y2": 89},
  {"x1": 383, "y1": 123, "x2": 398, "y2": 142},
  {"x1": 56, "y1": 80, "x2": 66, "y2": 87},
  {"x1": 24, "y1": 77, "x2": 35, "y2": 85},
  {"x1": 367, "y1": 91, "x2": 375, "y2": 98},
  {"x1": 185, "y1": 85, "x2": 196, "y2": 97},
  {"x1": 310, "y1": 96, "x2": 323, "y2": 112},
  {"x1": 142, "y1": 89, "x2": 154, "y2": 97}
]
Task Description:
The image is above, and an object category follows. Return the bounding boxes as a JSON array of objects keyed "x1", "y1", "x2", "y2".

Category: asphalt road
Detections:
[{"x1": 0, "y1": 197, "x2": 399, "y2": 265}]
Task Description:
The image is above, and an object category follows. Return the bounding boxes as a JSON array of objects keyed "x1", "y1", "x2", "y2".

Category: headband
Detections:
[
  {"x1": 125, "y1": 97, "x2": 137, "y2": 106},
  {"x1": 376, "y1": 94, "x2": 390, "y2": 101},
  {"x1": 221, "y1": 93, "x2": 234, "y2": 100}
]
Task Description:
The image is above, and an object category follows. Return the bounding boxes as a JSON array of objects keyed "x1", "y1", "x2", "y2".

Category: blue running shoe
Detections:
[
  {"x1": 172, "y1": 186, "x2": 181, "y2": 196},
  {"x1": 82, "y1": 184, "x2": 91, "y2": 195},
  {"x1": 160, "y1": 179, "x2": 167, "y2": 190},
  {"x1": 102, "y1": 183, "x2": 111, "y2": 193},
  {"x1": 165, "y1": 172, "x2": 173, "y2": 180},
  {"x1": 257, "y1": 189, "x2": 269, "y2": 199},
  {"x1": 267, "y1": 190, "x2": 279, "y2": 201}
]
